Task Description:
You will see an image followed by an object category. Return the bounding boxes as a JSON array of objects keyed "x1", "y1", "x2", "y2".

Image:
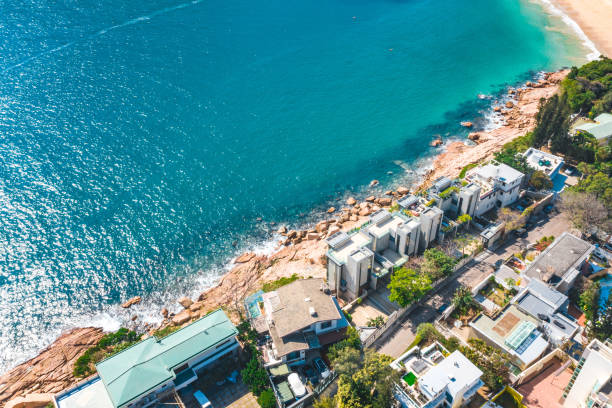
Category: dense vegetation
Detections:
[
  {"x1": 238, "y1": 321, "x2": 273, "y2": 405},
  {"x1": 73, "y1": 328, "x2": 141, "y2": 377}
]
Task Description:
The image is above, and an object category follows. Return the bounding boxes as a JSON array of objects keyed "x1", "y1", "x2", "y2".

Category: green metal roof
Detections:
[{"x1": 96, "y1": 309, "x2": 237, "y2": 408}]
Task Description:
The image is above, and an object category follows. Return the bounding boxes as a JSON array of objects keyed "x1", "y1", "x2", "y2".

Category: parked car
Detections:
[
  {"x1": 302, "y1": 364, "x2": 319, "y2": 385},
  {"x1": 288, "y1": 373, "x2": 307, "y2": 398},
  {"x1": 313, "y1": 357, "x2": 331, "y2": 379},
  {"x1": 437, "y1": 303, "x2": 449, "y2": 313},
  {"x1": 193, "y1": 390, "x2": 213, "y2": 408}
]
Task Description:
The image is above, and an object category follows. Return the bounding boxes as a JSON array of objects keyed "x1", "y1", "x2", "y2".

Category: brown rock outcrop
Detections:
[
  {"x1": 121, "y1": 296, "x2": 141, "y2": 309},
  {"x1": 346, "y1": 197, "x2": 357, "y2": 206},
  {"x1": 396, "y1": 186, "x2": 409, "y2": 195},
  {"x1": 0, "y1": 327, "x2": 104, "y2": 406},
  {"x1": 235, "y1": 252, "x2": 256, "y2": 264},
  {"x1": 327, "y1": 207, "x2": 336, "y2": 214},
  {"x1": 172, "y1": 310, "x2": 192, "y2": 325}
]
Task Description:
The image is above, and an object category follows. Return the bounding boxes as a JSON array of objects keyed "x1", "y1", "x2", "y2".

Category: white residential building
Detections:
[
  {"x1": 392, "y1": 343, "x2": 484, "y2": 408},
  {"x1": 563, "y1": 339, "x2": 612, "y2": 408},
  {"x1": 465, "y1": 163, "x2": 524, "y2": 216}
]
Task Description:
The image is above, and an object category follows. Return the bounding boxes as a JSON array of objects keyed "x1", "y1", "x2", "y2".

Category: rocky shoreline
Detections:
[{"x1": 0, "y1": 70, "x2": 567, "y2": 406}]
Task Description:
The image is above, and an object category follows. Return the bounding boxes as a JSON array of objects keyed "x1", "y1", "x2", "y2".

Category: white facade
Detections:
[
  {"x1": 523, "y1": 148, "x2": 564, "y2": 179},
  {"x1": 564, "y1": 339, "x2": 612, "y2": 408},
  {"x1": 466, "y1": 163, "x2": 524, "y2": 216}
]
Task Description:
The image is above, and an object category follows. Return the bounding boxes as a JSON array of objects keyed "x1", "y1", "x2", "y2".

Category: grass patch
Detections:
[
  {"x1": 459, "y1": 163, "x2": 478, "y2": 179},
  {"x1": 262, "y1": 273, "x2": 299, "y2": 292},
  {"x1": 153, "y1": 325, "x2": 180, "y2": 339},
  {"x1": 403, "y1": 372, "x2": 417, "y2": 386}
]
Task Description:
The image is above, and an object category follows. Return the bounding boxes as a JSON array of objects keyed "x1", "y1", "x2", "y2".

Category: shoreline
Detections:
[
  {"x1": 542, "y1": 0, "x2": 612, "y2": 58},
  {"x1": 0, "y1": 69, "x2": 568, "y2": 405}
]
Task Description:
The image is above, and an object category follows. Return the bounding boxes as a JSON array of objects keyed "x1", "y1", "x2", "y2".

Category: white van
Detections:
[{"x1": 193, "y1": 390, "x2": 213, "y2": 408}]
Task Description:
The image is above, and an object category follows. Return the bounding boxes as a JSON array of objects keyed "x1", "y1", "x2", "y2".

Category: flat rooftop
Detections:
[
  {"x1": 471, "y1": 304, "x2": 548, "y2": 366},
  {"x1": 327, "y1": 231, "x2": 371, "y2": 265},
  {"x1": 56, "y1": 377, "x2": 114, "y2": 408},
  {"x1": 523, "y1": 232, "x2": 593, "y2": 283},
  {"x1": 366, "y1": 212, "x2": 408, "y2": 238},
  {"x1": 419, "y1": 351, "x2": 482, "y2": 400},
  {"x1": 523, "y1": 148, "x2": 563, "y2": 175}
]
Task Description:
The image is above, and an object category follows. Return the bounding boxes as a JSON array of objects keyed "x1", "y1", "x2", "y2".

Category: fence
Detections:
[
  {"x1": 283, "y1": 371, "x2": 339, "y2": 408},
  {"x1": 361, "y1": 250, "x2": 480, "y2": 349}
]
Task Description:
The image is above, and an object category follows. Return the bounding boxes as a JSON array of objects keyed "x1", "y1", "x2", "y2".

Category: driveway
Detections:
[{"x1": 374, "y1": 211, "x2": 571, "y2": 358}]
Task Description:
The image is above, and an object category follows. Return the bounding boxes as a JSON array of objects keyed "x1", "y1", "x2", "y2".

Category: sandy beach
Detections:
[{"x1": 548, "y1": 0, "x2": 612, "y2": 57}]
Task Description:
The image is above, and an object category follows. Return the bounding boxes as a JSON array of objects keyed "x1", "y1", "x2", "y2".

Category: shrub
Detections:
[
  {"x1": 73, "y1": 328, "x2": 141, "y2": 378},
  {"x1": 257, "y1": 389, "x2": 276, "y2": 408},
  {"x1": 367, "y1": 316, "x2": 385, "y2": 328},
  {"x1": 153, "y1": 325, "x2": 180, "y2": 339}
]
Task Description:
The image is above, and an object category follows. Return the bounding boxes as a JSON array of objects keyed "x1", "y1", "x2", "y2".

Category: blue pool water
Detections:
[{"x1": 0, "y1": 0, "x2": 592, "y2": 372}]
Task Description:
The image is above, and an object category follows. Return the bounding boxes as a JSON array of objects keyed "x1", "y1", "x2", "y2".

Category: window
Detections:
[{"x1": 321, "y1": 321, "x2": 332, "y2": 330}]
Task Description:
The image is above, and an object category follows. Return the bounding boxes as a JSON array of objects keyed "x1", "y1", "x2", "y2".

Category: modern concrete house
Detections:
[
  {"x1": 325, "y1": 230, "x2": 374, "y2": 300},
  {"x1": 563, "y1": 339, "x2": 612, "y2": 408},
  {"x1": 512, "y1": 279, "x2": 579, "y2": 346},
  {"x1": 523, "y1": 148, "x2": 564, "y2": 180},
  {"x1": 54, "y1": 309, "x2": 239, "y2": 408},
  {"x1": 392, "y1": 343, "x2": 484, "y2": 408},
  {"x1": 326, "y1": 209, "x2": 426, "y2": 300},
  {"x1": 522, "y1": 232, "x2": 594, "y2": 294},
  {"x1": 469, "y1": 304, "x2": 549, "y2": 369},
  {"x1": 423, "y1": 177, "x2": 481, "y2": 220},
  {"x1": 465, "y1": 162, "x2": 525, "y2": 216},
  {"x1": 261, "y1": 278, "x2": 348, "y2": 367}
]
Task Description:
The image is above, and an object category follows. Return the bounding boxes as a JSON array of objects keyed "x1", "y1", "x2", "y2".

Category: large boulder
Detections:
[
  {"x1": 359, "y1": 208, "x2": 371, "y2": 216},
  {"x1": 287, "y1": 230, "x2": 298, "y2": 239},
  {"x1": 178, "y1": 296, "x2": 193, "y2": 309},
  {"x1": 327, "y1": 207, "x2": 336, "y2": 214},
  {"x1": 172, "y1": 310, "x2": 192, "y2": 325},
  {"x1": 347, "y1": 197, "x2": 357, "y2": 206},
  {"x1": 277, "y1": 225, "x2": 287, "y2": 235},
  {"x1": 306, "y1": 232, "x2": 320, "y2": 240},
  {"x1": 506, "y1": 101, "x2": 514, "y2": 108},
  {"x1": 369, "y1": 179, "x2": 379, "y2": 187},
  {"x1": 378, "y1": 197, "x2": 392, "y2": 206},
  {"x1": 315, "y1": 220, "x2": 329, "y2": 233},
  {"x1": 396, "y1": 186, "x2": 409, "y2": 195},
  {"x1": 365, "y1": 196, "x2": 375, "y2": 202},
  {"x1": 121, "y1": 296, "x2": 141, "y2": 309}
]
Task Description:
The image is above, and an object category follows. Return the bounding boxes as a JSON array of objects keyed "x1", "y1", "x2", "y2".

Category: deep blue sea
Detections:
[{"x1": 0, "y1": 0, "x2": 592, "y2": 372}]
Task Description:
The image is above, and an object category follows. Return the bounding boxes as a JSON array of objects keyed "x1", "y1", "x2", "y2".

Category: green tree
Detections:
[
  {"x1": 241, "y1": 354, "x2": 269, "y2": 396},
  {"x1": 454, "y1": 234, "x2": 471, "y2": 256},
  {"x1": 387, "y1": 268, "x2": 432, "y2": 307},
  {"x1": 366, "y1": 315, "x2": 385, "y2": 328},
  {"x1": 452, "y1": 285, "x2": 474, "y2": 316},
  {"x1": 528, "y1": 170, "x2": 553, "y2": 190},
  {"x1": 460, "y1": 339, "x2": 511, "y2": 392},
  {"x1": 331, "y1": 347, "x2": 362, "y2": 381},
  {"x1": 313, "y1": 397, "x2": 336, "y2": 408},
  {"x1": 327, "y1": 326, "x2": 361, "y2": 362},
  {"x1": 457, "y1": 213, "x2": 472, "y2": 229},
  {"x1": 257, "y1": 389, "x2": 276, "y2": 408},
  {"x1": 579, "y1": 280, "x2": 600, "y2": 322},
  {"x1": 422, "y1": 248, "x2": 457, "y2": 279}
]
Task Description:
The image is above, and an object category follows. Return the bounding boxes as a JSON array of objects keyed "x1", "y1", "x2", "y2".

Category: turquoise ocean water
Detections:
[{"x1": 0, "y1": 0, "x2": 591, "y2": 372}]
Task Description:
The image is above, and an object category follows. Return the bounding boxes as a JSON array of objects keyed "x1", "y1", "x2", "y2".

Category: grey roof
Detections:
[
  {"x1": 574, "y1": 113, "x2": 612, "y2": 140},
  {"x1": 433, "y1": 177, "x2": 452, "y2": 193},
  {"x1": 326, "y1": 231, "x2": 350, "y2": 249},
  {"x1": 370, "y1": 209, "x2": 392, "y2": 225},
  {"x1": 264, "y1": 278, "x2": 341, "y2": 338},
  {"x1": 516, "y1": 292, "x2": 554, "y2": 317},
  {"x1": 525, "y1": 279, "x2": 567, "y2": 310},
  {"x1": 524, "y1": 232, "x2": 594, "y2": 283},
  {"x1": 398, "y1": 195, "x2": 419, "y2": 209}
]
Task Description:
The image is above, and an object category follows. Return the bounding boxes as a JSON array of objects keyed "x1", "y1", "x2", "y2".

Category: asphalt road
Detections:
[{"x1": 374, "y1": 210, "x2": 571, "y2": 358}]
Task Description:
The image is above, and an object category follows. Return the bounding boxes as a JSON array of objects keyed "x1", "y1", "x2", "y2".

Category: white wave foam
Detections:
[{"x1": 535, "y1": 0, "x2": 600, "y2": 60}]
